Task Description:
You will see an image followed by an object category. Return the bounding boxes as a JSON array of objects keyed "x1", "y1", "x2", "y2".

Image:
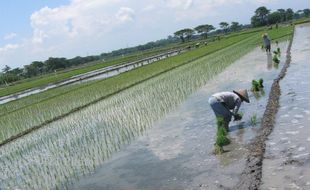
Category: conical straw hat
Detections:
[{"x1": 233, "y1": 89, "x2": 250, "y2": 103}]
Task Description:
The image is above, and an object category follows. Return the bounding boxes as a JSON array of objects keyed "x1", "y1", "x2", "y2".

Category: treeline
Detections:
[
  {"x1": 0, "y1": 37, "x2": 177, "y2": 86},
  {"x1": 173, "y1": 7, "x2": 310, "y2": 43},
  {"x1": 173, "y1": 21, "x2": 247, "y2": 42},
  {"x1": 251, "y1": 7, "x2": 310, "y2": 27}
]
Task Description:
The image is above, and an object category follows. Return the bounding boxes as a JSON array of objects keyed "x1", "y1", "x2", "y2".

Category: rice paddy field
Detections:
[{"x1": 0, "y1": 25, "x2": 295, "y2": 189}]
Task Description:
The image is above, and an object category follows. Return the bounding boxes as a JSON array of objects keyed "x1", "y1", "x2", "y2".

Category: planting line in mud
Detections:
[{"x1": 232, "y1": 30, "x2": 294, "y2": 189}]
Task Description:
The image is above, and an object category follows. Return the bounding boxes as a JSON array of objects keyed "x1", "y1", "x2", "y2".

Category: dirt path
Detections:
[{"x1": 232, "y1": 31, "x2": 294, "y2": 189}]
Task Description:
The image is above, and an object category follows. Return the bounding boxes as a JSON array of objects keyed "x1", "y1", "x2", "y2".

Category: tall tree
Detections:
[
  {"x1": 174, "y1": 29, "x2": 186, "y2": 42},
  {"x1": 174, "y1": 28, "x2": 194, "y2": 42},
  {"x1": 268, "y1": 12, "x2": 282, "y2": 24},
  {"x1": 304, "y1": 9, "x2": 310, "y2": 17},
  {"x1": 285, "y1": 8, "x2": 294, "y2": 21},
  {"x1": 255, "y1": 6, "x2": 270, "y2": 25},
  {"x1": 219, "y1": 22, "x2": 229, "y2": 33},
  {"x1": 277, "y1": 9, "x2": 286, "y2": 22},
  {"x1": 194, "y1": 24, "x2": 215, "y2": 38},
  {"x1": 230, "y1": 22, "x2": 241, "y2": 32},
  {"x1": 2, "y1": 65, "x2": 11, "y2": 73}
]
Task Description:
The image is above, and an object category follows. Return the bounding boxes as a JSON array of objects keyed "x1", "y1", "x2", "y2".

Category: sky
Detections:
[{"x1": 0, "y1": 0, "x2": 309, "y2": 69}]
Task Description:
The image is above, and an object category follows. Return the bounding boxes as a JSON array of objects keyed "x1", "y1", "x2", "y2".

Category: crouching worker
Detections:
[{"x1": 209, "y1": 89, "x2": 250, "y2": 131}]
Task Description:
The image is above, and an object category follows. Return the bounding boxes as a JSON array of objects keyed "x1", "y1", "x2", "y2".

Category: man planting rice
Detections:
[
  {"x1": 263, "y1": 33, "x2": 271, "y2": 53},
  {"x1": 209, "y1": 89, "x2": 250, "y2": 131}
]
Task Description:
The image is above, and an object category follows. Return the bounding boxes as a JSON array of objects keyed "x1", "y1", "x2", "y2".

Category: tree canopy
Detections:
[{"x1": 194, "y1": 24, "x2": 215, "y2": 38}]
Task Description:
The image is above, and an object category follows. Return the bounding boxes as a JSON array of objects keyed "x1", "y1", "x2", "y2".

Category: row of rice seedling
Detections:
[
  {"x1": 0, "y1": 31, "x2": 261, "y2": 143},
  {"x1": 0, "y1": 35, "x2": 258, "y2": 189},
  {"x1": 0, "y1": 41, "x2": 191, "y2": 98},
  {"x1": 0, "y1": 31, "x2": 261, "y2": 117}
]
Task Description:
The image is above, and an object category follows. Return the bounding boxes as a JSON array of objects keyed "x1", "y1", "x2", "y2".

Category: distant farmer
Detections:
[
  {"x1": 209, "y1": 89, "x2": 250, "y2": 130},
  {"x1": 262, "y1": 33, "x2": 271, "y2": 53}
]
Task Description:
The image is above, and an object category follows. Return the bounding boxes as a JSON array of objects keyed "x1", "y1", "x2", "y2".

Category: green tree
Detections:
[
  {"x1": 219, "y1": 22, "x2": 229, "y2": 33},
  {"x1": 251, "y1": 15, "x2": 261, "y2": 27},
  {"x1": 2, "y1": 65, "x2": 11, "y2": 73},
  {"x1": 230, "y1": 22, "x2": 241, "y2": 32},
  {"x1": 304, "y1": 9, "x2": 310, "y2": 17},
  {"x1": 174, "y1": 29, "x2": 186, "y2": 42},
  {"x1": 268, "y1": 12, "x2": 282, "y2": 24},
  {"x1": 194, "y1": 24, "x2": 215, "y2": 38},
  {"x1": 44, "y1": 57, "x2": 68, "y2": 71},
  {"x1": 277, "y1": 9, "x2": 286, "y2": 22},
  {"x1": 255, "y1": 6, "x2": 270, "y2": 25},
  {"x1": 286, "y1": 8, "x2": 294, "y2": 21},
  {"x1": 174, "y1": 28, "x2": 194, "y2": 42}
]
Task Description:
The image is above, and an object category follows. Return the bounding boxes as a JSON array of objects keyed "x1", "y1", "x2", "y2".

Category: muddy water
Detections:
[
  {"x1": 69, "y1": 43, "x2": 288, "y2": 190},
  {"x1": 261, "y1": 24, "x2": 310, "y2": 190}
]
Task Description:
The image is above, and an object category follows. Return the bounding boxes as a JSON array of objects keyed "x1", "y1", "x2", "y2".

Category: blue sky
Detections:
[{"x1": 0, "y1": 0, "x2": 309, "y2": 69}]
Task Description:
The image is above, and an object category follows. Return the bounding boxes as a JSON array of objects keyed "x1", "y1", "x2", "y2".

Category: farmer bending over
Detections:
[
  {"x1": 209, "y1": 89, "x2": 250, "y2": 131},
  {"x1": 262, "y1": 33, "x2": 271, "y2": 53}
]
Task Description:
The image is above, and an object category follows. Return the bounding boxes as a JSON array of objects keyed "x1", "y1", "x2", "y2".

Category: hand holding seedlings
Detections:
[{"x1": 234, "y1": 113, "x2": 243, "y2": 121}]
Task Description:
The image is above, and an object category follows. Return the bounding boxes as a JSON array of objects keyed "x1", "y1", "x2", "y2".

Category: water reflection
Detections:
[{"x1": 267, "y1": 52, "x2": 273, "y2": 70}]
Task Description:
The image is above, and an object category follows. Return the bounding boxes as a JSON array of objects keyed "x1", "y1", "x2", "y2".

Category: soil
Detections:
[{"x1": 232, "y1": 32, "x2": 294, "y2": 189}]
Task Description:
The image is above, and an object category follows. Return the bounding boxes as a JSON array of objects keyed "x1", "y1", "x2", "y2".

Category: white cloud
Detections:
[
  {"x1": 0, "y1": 44, "x2": 20, "y2": 52},
  {"x1": 116, "y1": 7, "x2": 135, "y2": 22},
  {"x1": 3, "y1": 33, "x2": 17, "y2": 40}
]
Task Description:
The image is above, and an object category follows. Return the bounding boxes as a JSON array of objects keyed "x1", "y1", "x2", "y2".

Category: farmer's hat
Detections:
[
  {"x1": 262, "y1": 33, "x2": 268, "y2": 38},
  {"x1": 233, "y1": 89, "x2": 250, "y2": 103}
]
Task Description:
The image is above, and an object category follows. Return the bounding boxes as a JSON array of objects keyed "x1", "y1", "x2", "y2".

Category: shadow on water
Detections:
[
  {"x1": 228, "y1": 121, "x2": 252, "y2": 132},
  {"x1": 267, "y1": 52, "x2": 273, "y2": 70}
]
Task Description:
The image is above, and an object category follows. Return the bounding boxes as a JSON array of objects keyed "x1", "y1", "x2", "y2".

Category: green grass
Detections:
[
  {"x1": 293, "y1": 17, "x2": 310, "y2": 25},
  {"x1": 0, "y1": 25, "x2": 293, "y2": 144}
]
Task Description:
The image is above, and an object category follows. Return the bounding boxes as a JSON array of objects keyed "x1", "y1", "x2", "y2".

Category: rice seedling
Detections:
[
  {"x1": 258, "y1": 78, "x2": 264, "y2": 88},
  {"x1": 251, "y1": 78, "x2": 264, "y2": 92},
  {"x1": 252, "y1": 80, "x2": 260, "y2": 92},
  {"x1": 251, "y1": 113, "x2": 257, "y2": 126},
  {"x1": 273, "y1": 51, "x2": 280, "y2": 63},
  {"x1": 0, "y1": 32, "x2": 260, "y2": 144},
  {"x1": 0, "y1": 35, "x2": 257, "y2": 189},
  {"x1": 0, "y1": 26, "x2": 294, "y2": 188},
  {"x1": 214, "y1": 117, "x2": 230, "y2": 154}
]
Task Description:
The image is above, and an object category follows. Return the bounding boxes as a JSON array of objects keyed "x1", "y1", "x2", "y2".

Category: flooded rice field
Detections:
[
  {"x1": 0, "y1": 49, "x2": 182, "y2": 105},
  {"x1": 69, "y1": 42, "x2": 288, "y2": 190},
  {"x1": 261, "y1": 24, "x2": 310, "y2": 190}
]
